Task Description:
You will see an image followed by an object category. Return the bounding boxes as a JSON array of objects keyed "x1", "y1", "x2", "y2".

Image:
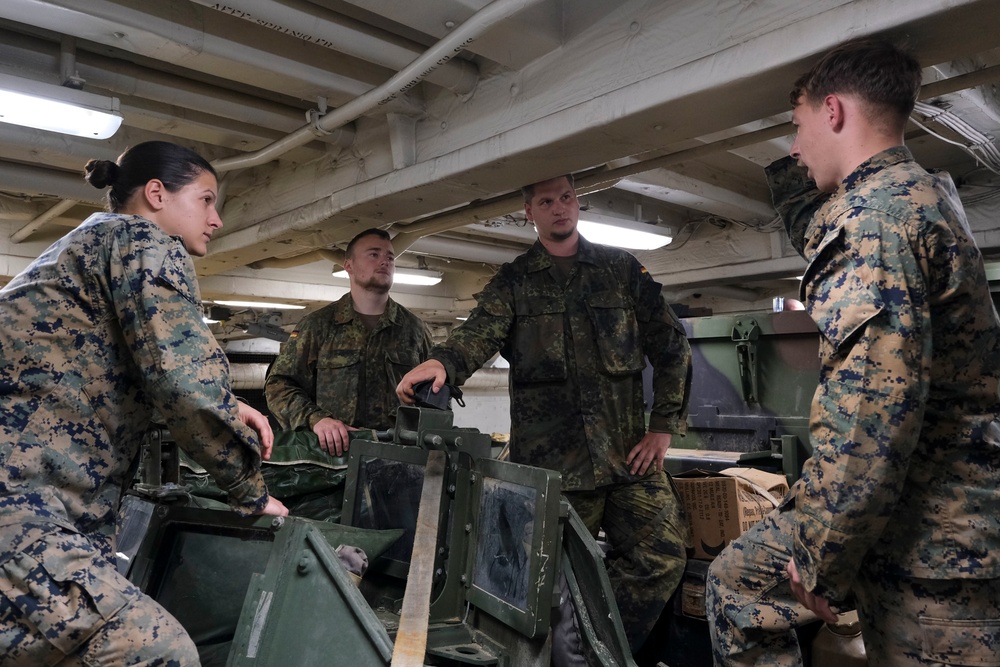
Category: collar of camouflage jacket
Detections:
[
  {"x1": 838, "y1": 145, "x2": 913, "y2": 195},
  {"x1": 524, "y1": 235, "x2": 600, "y2": 272},
  {"x1": 793, "y1": 145, "x2": 914, "y2": 256},
  {"x1": 334, "y1": 292, "x2": 402, "y2": 327}
]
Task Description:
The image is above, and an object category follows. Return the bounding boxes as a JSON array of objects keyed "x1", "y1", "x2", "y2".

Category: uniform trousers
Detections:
[
  {"x1": 0, "y1": 530, "x2": 198, "y2": 667},
  {"x1": 565, "y1": 471, "x2": 688, "y2": 653},
  {"x1": 706, "y1": 504, "x2": 1000, "y2": 667}
]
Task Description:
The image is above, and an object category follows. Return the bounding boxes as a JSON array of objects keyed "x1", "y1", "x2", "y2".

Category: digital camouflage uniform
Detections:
[
  {"x1": 0, "y1": 213, "x2": 270, "y2": 666},
  {"x1": 707, "y1": 148, "x2": 1000, "y2": 666},
  {"x1": 265, "y1": 293, "x2": 432, "y2": 431},
  {"x1": 429, "y1": 236, "x2": 692, "y2": 651}
]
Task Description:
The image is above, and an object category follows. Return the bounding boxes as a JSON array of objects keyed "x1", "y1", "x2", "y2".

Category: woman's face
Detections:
[{"x1": 154, "y1": 170, "x2": 222, "y2": 257}]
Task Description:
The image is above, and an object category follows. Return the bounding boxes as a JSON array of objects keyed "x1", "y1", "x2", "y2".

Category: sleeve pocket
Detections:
[
  {"x1": 156, "y1": 244, "x2": 200, "y2": 305},
  {"x1": 806, "y1": 245, "x2": 883, "y2": 351},
  {"x1": 0, "y1": 539, "x2": 132, "y2": 654}
]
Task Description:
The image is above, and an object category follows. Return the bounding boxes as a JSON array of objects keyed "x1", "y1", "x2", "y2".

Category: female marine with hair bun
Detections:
[{"x1": 0, "y1": 141, "x2": 287, "y2": 666}]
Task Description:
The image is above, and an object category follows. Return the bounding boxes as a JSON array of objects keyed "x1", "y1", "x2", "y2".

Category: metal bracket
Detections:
[
  {"x1": 770, "y1": 433, "x2": 803, "y2": 486},
  {"x1": 731, "y1": 319, "x2": 761, "y2": 404}
]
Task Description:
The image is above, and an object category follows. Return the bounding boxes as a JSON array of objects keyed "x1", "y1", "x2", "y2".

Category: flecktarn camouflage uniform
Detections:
[
  {"x1": 430, "y1": 236, "x2": 693, "y2": 651},
  {"x1": 265, "y1": 293, "x2": 431, "y2": 431},
  {"x1": 707, "y1": 148, "x2": 1000, "y2": 666},
  {"x1": 0, "y1": 213, "x2": 270, "y2": 666}
]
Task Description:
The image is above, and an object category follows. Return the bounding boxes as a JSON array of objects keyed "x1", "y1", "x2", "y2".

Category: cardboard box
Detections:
[{"x1": 674, "y1": 467, "x2": 789, "y2": 560}]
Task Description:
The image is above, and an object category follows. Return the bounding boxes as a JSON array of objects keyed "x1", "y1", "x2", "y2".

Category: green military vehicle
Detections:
[
  {"x1": 118, "y1": 308, "x2": 823, "y2": 667},
  {"x1": 119, "y1": 406, "x2": 638, "y2": 667},
  {"x1": 670, "y1": 309, "x2": 819, "y2": 483}
]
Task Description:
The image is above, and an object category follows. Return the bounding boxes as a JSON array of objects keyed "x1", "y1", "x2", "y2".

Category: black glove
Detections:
[{"x1": 412, "y1": 380, "x2": 464, "y2": 410}]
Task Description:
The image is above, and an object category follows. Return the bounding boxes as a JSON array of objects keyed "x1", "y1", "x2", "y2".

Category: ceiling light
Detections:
[
  {"x1": 332, "y1": 268, "x2": 443, "y2": 286},
  {"x1": 0, "y1": 73, "x2": 123, "y2": 139},
  {"x1": 393, "y1": 268, "x2": 444, "y2": 286},
  {"x1": 576, "y1": 212, "x2": 672, "y2": 250},
  {"x1": 212, "y1": 299, "x2": 305, "y2": 310}
]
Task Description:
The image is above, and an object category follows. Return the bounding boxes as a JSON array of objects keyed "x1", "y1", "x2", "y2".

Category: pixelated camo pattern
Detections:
[
  {"x1": 0, "y1": 213, "x2": 267, "y2": 565},
  {"x1": 706, "y1": 506, "x2": 1000, "y2": 666},
  {"x1": 766, "y1": 147, "x2": 1000, "y2": 600},
  {"x1": 0, "y1": 532, "x2": 197, "y2": 666}
]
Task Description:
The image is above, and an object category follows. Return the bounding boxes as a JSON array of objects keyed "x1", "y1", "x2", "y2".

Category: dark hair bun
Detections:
[{"x1": 84, "y1": 159, "x2": 120, "y2": 189}]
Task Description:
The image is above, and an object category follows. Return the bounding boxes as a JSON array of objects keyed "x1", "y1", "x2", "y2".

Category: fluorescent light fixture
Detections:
[
  {"x1": 213, "y1": 299, "x2": 305, "y2": 310},
  {"x1": 392, "y1": 268, "x2": 443, "y2": 286},
  {"x1": 0, "y1": 73, "x2": 123, "y2": 139},
  {"x1": 332, "y1": 268, "x2": 443, "y2": 286},
  {"x1": 576, "y1": 212, "x2": 673, "y2": 250}
]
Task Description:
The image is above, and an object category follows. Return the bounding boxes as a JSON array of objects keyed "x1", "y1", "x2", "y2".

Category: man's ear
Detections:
[
  {"x1": 524, "y1": 202, "x2": 533, "y2": 222},
  {"x1": 143, "y1": 179, "x2": 167, "y2": 211},
  {"x1": 825, "y1": 94, "x2": 846, "y2": 133}
]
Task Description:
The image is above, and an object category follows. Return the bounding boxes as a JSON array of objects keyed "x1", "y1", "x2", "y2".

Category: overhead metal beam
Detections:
[
  {"x1": 0, "y1": 0, "x2": 384, "y2": 103},
  {"x1": 0, "y1": 160, "x2": 103, "y2": 204},
  {"x1": 11, "y1": 199, "x2": 77, "y2": 243},
  {"x1": 189, "y1": 0, "x2": 480, "y2": 94},
  {"x1": 658, "y1": 255, "x2": 807, "y2": 290},
  {"x1": 615, "y1": 174, "x2": 775, "y2": 224},
  {"x1": 204, "y1": 0, "x2": 1000, "y2": 274},
  {"x1": 211, "y1": 0, "x2": 546, "y2": 172}
]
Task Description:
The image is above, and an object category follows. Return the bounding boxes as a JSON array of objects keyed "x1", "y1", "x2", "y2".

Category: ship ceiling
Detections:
[{"x1": 3, "y1": 0, "x2": 1000, "y2": 338}]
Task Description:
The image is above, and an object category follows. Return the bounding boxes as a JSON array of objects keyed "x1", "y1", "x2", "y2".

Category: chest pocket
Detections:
[
  {"x1": 317, "y1": 349, "x2": 361, "y2": 416},
  {"x1": 385, "y1": 348, "x2": 421, "y2": 387},
  {"x1": 586, "y1": 290, "x2": 644, "y2": 376},
  {"x1": 512, "y1": 296, "x2": 567, "y2": 383}
]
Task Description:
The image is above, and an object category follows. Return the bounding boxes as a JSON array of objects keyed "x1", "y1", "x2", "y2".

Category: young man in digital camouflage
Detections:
[
  {"x1": 265, "y1": 228, "x2": 432, "y2": 455},
  {"x1": 397, "y1": 175, "x2": 692, "y2": 653},
  {"x1": 707, "y1": 38, "x2": 1000, "y2": 665}
]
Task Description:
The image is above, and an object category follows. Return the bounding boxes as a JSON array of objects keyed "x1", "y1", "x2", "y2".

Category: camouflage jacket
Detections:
[
  {"x1": 768, "y1": 147, "x2": 1000, "y2": 598},
  {"x1": 0, "y1": 213, "x2": 269, "y2": 563},
  {"x1": 430, "y1": 237, "x2": 692, "y2": 491},
  {"x1": 265, "y1": 293, "x2": 432, "y2": 431}
]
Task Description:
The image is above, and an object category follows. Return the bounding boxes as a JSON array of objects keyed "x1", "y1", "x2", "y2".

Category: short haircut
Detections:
[
  {"x1": 521, "y1": 173, "x2": 575, "y2": 204},
  {"x1": 345, "y1": 227, "x2": 391, "y2": 259},
  {"x1": 790, "y1": 38, "x2": 922, "y2": 133}
]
